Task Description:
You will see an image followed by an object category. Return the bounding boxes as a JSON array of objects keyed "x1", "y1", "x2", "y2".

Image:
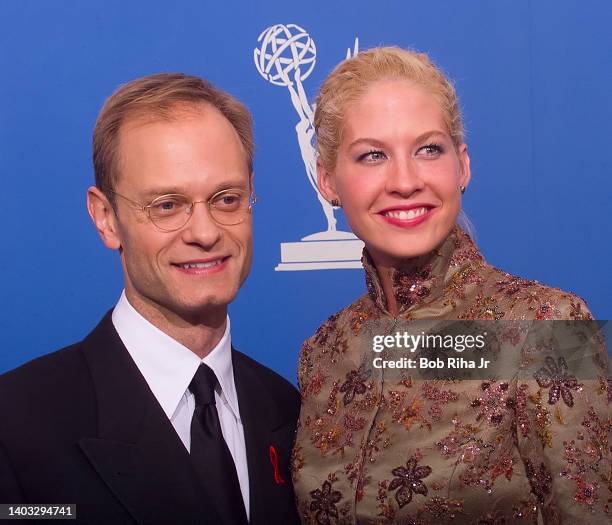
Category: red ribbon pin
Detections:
[{"x1": 268, "y1": 445, "x2": 286, "y2": 484}]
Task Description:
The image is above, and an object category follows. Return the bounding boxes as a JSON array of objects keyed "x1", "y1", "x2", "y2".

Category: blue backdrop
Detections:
[{"x1": 1, "y1": 0, "x2": 610, "y2": 381}]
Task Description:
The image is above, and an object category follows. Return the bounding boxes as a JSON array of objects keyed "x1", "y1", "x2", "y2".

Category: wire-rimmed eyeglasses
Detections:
[{"x1": 108, "y1": 188, "x2": 256, "y2": 232}]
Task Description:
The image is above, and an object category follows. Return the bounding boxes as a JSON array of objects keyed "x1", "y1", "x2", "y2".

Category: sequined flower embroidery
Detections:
[
  {"x1": 574, "y1": 480, "x2": 597, "y2": 507},
  {"x1": 470, "y1": 381, "x2": 510, "y2": 425},
  {"x1": 313, "y1": 313, "x2": 340, "y2": 346},
  {"x1": 533, "y1": 356, "x2": 580, "y2": 407},
  {"x1": 524, "y1": 460, "x2": 552, "y2": 504},
  {"x1": 389, "y1": 456, "x2": 432, "y2": 508},
  {"x1": 393, "y1": 267, "x2": 433, "y2": 308},
  {"x1": 339, "y1": 364, "x2": 371, "y2": 406},
  {"x1": 476, "y1": 511, "x2": 508, "y2": 525},
  {"x1": 309, "y1": 480, "x2": 342, "y2": 525}
]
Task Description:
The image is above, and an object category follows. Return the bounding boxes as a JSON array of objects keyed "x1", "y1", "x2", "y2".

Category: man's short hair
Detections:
[{"x1": 93, "y1": 73, "x2": 254, "y2": 202}]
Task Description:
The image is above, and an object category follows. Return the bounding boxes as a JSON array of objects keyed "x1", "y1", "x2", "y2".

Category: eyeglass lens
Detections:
[{"x1": 147, "y1": 190, "x2": 251, "y2": 230}]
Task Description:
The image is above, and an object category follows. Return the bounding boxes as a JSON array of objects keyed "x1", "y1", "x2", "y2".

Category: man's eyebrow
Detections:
[
  {"x1": 139, "y1": 179, "x2": 250, "y2": 200},
  {"x1": 209, "y1": 179, "x2": 251, "y2": 194},
  {"x1": 139, "y1": 187, "x2": 186, "y2": 199}
]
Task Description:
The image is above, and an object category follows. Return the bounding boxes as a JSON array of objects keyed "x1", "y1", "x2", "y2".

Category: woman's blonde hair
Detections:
[{"x1": 314, "y1": 46, "x2": 464, "y2": 171}]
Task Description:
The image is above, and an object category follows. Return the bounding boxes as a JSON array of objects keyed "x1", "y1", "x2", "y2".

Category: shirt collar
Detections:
[
  {"x1": 363, "y1": 226, "x2": 485, "y2": 315},
  {"x1": 111, "y1": 291, "x2": 241, "y2": 421}
]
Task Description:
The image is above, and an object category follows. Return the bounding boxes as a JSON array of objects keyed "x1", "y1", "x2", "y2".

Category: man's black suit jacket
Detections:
[{"x1": 0, "y1": 313, "x2": 301, "y2": 524}]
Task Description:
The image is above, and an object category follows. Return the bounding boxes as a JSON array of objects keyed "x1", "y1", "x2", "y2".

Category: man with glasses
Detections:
[{"x1": 0, "y1": 74, "x2": 300, "y2": 524}]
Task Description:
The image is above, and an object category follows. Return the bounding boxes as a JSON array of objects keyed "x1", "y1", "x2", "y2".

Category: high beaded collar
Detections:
[{"x1": 362, "y1": 226, "x2": 485, "y2": 316}]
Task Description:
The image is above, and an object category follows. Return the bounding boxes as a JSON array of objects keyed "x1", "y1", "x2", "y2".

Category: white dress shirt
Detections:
[{"x1": 111, "y1": 291, "x2": 249, "y2": 517}]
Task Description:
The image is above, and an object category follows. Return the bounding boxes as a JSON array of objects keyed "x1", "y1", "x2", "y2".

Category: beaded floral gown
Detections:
[{"x1": 293, "y1": 227, "x2": 610, "y2": 524}]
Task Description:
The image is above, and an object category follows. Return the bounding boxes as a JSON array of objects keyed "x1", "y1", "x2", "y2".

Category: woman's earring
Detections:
[
  {"x1": 460, "y1": 186, "x2": 466, "y2": 195},
  {"x1": 331, "y1": 198, "x2": 341, "y2": 207}
]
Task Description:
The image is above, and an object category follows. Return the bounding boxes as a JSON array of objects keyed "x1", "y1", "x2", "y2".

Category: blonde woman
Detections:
[{"x1": 293, "y1": 47, "x2": 609, "y2": 524}]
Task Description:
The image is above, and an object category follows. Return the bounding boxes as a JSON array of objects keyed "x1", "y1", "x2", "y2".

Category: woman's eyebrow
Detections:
[
  {"x1": 347, "y1": 137, "x2": 387, "y2": 149},
  {"x1": 413, "y1": 130, "x2": 448, "y2": 143},
  {"x1": 347, "y1": 130, "x2": 449, "y2": 150}
]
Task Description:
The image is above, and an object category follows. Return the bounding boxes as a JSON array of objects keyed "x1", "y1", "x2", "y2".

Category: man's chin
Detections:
[{"x1": 171, "y1": 294, "x2": 235, "y2": 320}]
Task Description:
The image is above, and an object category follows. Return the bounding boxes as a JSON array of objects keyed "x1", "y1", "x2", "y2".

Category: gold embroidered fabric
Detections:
[{"x1": 293, "y1": 227, "x2": 610, "y2": 524}]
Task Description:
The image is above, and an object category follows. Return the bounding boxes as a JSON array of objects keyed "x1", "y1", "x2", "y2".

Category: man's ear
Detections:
[
  {"x1": 316, "y1": 159, "x2": 339, "y2": 204},
  {"x1": 248, "y1": 172, "x2": 255, "y2": 196},
  {"x1": 87, "y1": 187, "x2": 121, "y2": 250}
]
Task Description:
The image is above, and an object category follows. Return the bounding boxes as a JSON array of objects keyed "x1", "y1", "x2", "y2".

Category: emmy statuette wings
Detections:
[{"x1": 254, "y1": 24, "x2": 364, "y2": 271}]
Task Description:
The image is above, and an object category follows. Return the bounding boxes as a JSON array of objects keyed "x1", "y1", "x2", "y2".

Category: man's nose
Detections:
[{"x1": 180, "y1": 201, "x2": 222, "y2": 248}]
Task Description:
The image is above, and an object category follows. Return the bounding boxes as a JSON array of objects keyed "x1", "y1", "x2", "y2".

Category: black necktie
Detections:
[{"x1": 189, "y1": 364, "x2": 248, "y2": 524}]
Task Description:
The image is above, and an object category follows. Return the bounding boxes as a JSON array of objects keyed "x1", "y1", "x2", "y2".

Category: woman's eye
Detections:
[
  {"x1": 357, "y1": 150, "x2": 387, "y2": 163},
  {"x1": 418, "y1": 144, "x2": 443, "y2": 156}
]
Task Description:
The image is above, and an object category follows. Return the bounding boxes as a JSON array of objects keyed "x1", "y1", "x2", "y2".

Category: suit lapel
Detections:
[
  {"x1": 232, "y1": 351, "x2": 297, "y2": 525},
  {"x1": 78, "y1": 313, "x2": 221, "y2": 525}
]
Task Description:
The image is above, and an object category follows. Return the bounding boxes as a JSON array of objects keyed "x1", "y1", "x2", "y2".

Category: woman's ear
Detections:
[
  {"x1": 317, "y1": 159, "x2": 339, "y2": 204},
  {"x1": 87, "y1": 187, "x2": 121, "y2": 250},
  {"x1": 457, "y1": 143, "x2": 471, "y2": 190}
]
